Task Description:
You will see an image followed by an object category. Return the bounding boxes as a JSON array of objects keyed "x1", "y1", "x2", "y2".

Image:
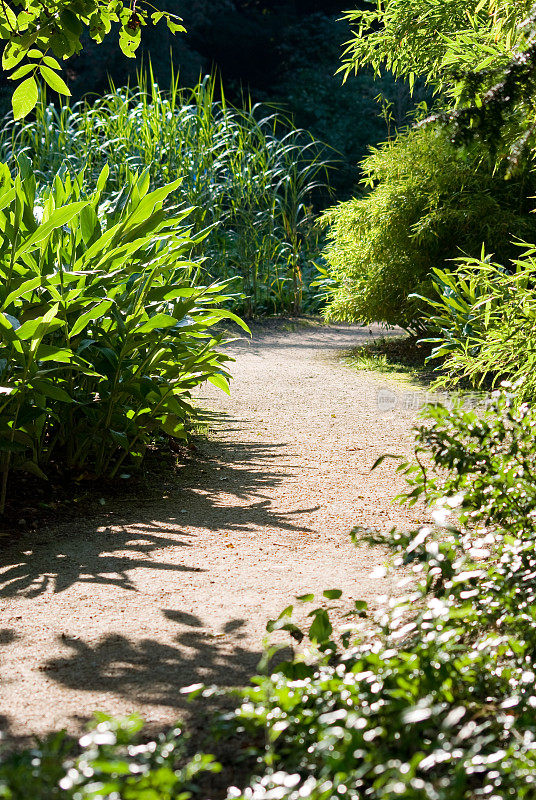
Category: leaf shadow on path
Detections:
[
  {"x1": 41, "y1": 609, "x2": 285, "y2": 722},
  {"x1": 0, "y1": 415, "x2": 318, "y2": 598},
  {"x1": 0, "y1": 629, "x2": 20, "y2": 738}
]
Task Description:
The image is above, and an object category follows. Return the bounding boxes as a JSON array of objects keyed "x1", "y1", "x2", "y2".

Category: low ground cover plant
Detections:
[
  {"x1": 215, "y1": 388, "x2": 536, "y2": 798},
  {"x1": 1, "y1": 74, "x2": 331, "y2": 316},
  {"x1": 0, "y1": 157, "x2": 245, "y2": 514},
  {"x1": 0, "y1": 714, "x2": 219, "y2": 799}
]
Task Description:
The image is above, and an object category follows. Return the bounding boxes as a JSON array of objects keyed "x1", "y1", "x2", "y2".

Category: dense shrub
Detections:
[
  {"x1": 0, "y1": 158, "x2": 245, "y2": 513},
  {"x1": 417, "y1": 245, "x2": 536, "y2": 402},
  {"x1": 319, "y1": 126, "x2": 536, "y2": 332},
  {"x1": 0, "y1": 75, "x2": 331, "y2": 316}
]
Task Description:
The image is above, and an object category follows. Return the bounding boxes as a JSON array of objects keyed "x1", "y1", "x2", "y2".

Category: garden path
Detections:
[{"x1": 0, "y1": 321, "x2": 426, "y2": 743}]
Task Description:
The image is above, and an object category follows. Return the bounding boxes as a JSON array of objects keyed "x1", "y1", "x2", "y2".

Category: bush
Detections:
[
  {"x1": 417, "y1": 245, "x2": 536, "y2": 402},
  {"x1": 0, "y1": 714, "x2": 219, "y2": 799},
  {"x1": 0, "y1": 157, "x2": 245, "y2": 514},
  {"x1": 1, "y1": 74, "x2": 331, "y2": 316},
  {"x1": 319, "y1": 126, "x2": 536, "y2": 332}
]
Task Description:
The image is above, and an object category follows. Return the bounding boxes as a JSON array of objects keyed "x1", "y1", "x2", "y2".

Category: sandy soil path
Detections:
[{"x1": 0, "y1": 322, "x2": 426, "y2": 743}]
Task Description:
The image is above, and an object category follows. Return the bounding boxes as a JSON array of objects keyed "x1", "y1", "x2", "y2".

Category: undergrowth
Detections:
[{"x1": 343, "y1": 335, "x2": 434, "y2": 381}]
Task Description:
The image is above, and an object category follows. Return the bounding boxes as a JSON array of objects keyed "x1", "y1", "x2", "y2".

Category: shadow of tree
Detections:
[
  {"x1": 0, "y1": 433, "x2": 316, "y2": 598},
  {"x1": 0, "y1": 528, "x2": 201, "y2": 599},
  {"x1": 0, "y1": 629, "x2": 20, "y2": 739},
  {"x1": 42, "y1": 609, "x2": 284, "y2": 716}
]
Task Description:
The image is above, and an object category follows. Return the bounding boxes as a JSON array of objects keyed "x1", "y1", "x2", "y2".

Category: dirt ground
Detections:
[{"x1": 0, "y1": 321, "x2": 427, "y2": 745}]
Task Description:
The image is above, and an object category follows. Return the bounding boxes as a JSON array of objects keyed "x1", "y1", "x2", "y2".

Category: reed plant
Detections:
[{"x1": 1, "y1": 71, "x2": 331, "y2": 315}]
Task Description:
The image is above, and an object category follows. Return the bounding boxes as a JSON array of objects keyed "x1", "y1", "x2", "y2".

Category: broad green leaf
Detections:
[
  {"x1": 308, "y1": 609, "x2": 333, "y2": 643},
  {"x1": 198, "y1": 309, "x2": 251, "y2": 333},
  {"x1": 16, "y1": 201, "x2": 89, "y2": 255},
  {"x1": 159, "y1": 415, "x2": 187, "y2": 439},
  {"x1": 167, "y1": 19, "x2": 186, "y2": 33},
  {"x1": 42, "y1": 56, "x2": 61, "y2": 70},
  {"x1": 36, "y1": 345, "x2": 77, "y2": 364},
  {"x1": 17, "y1": 315, "x2": 61, "y2": 341},
  {"x1": 3, "y1": 276, "x2": 42, "y2": 308},
  {"x1": 207, "y1": 373, "x2": 230, "y2": 395},
  {"x1": 136, "y1": 313, "x2": 178, "y2": 334},
  {"x1": 32, "y1": 380, "x2": 72, "y2": 403},
  {"x1": 39, "y1": 65, "x2": 71, "y2": 96},
  {"x1": 69, "y1": 300, "x2": 113, "y2": 338},
  {"x1": 0, "y1": 312, "x2": 21, "y2": 346},
  {"x1": 80, "y1": 205, "x2": 99, "y2": 244},
  {"x1": 2, "y1": 44, "x2": 25, "y2": 71},
  {"x1": 96, "y1": 164, "x2": 110, "y2": 193},
  {"x1": 12, "y1": 76, "x2": 38, "y2": 120},
  {"x1": 9, "y1": 63, "x2": 35, "y2": 81}
]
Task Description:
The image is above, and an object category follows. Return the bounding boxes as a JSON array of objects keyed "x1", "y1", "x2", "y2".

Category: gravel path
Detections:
[{"x1": 0, "y1": 322, "x2": 426, "y2": 743}]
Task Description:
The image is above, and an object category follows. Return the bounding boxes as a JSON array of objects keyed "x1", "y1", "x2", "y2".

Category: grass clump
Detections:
[
  {"x1": 1, "y1": 72, "x2": 332, "y2": 317},
  {"x1": 343, "y1": 334, "x2": 433, "y2": 380}
]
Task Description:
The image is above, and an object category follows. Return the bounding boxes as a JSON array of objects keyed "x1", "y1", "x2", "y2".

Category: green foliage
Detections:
[
  {"x1": 340, "y1": 0, "x2": 530, "y2": 99},
  {"x1": 202, "y1": 389, "x2": 536, "y2": 799},
  {"x1": 319, "y1": 125, "x2": 536, "y2": 331},
  {"x1": 418, "y1": 244, "x2": 536, "y2": 400},
  {"x1": 1, "y1": 73, "x2": 330, "y2": 316},
  {"x1": 340, "y1": 0, "x2": 536, "y2": 169},
  {"x1": 0, "y1": 714, "x2": 219, "y2": 799},
  {"x1": 0, "y1": 157, "x2": 244, "y2": 513},
  {"x1": 0, "y1": 0, "x2": 184, "y2": 117}
]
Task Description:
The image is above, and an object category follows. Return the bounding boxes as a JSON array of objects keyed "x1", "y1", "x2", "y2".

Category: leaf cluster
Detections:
[
  {"x1": 0, "y1": 0, "x2": 185, "y2": 117},
  {"x1": 341, "y1": 0, "x2": 536, "y2": 168},
  {"x1": 0, "y1": 157, "x2": 246, "y2": 513},
  {"x1": 0, "y1": 714, "x2": 219, "y2": 798},
  {"x1": 419, "y1": 244, "x2": 536, "y2": 400}
]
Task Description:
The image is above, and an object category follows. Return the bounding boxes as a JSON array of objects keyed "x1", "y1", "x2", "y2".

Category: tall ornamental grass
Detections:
[{"x1": 1, "y1": 72, "x2": 331, "y2": 316}]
